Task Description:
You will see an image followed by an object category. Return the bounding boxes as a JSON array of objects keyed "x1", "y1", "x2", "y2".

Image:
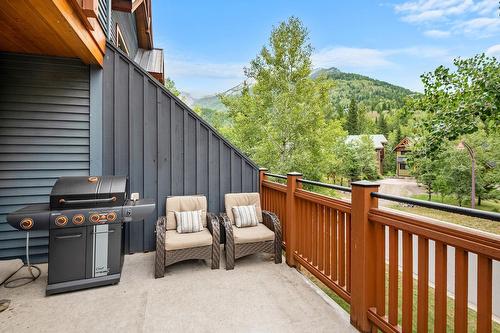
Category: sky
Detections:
[{"x1": 152, "y1": 0, "x2": 500, "y2": 98}]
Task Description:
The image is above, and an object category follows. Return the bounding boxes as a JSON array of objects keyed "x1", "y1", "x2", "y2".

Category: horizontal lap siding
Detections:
[
  {"x1": 103, "y1": 43, "x2": 259, "y2": 252},
  {"x1": 0, "y1": 53, "x2": 90, "y2": 263}
]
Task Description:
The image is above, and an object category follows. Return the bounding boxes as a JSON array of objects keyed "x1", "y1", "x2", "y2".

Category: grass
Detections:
[
  {"x1": 411, "y1": 194, "x2": 500, "y2": 213},
  {"x1": 390, "y1": 204, "x2": 500, "y2": 235},
  {"x1": 300, "y1": 268, "x2": 500, "y2": 333}
]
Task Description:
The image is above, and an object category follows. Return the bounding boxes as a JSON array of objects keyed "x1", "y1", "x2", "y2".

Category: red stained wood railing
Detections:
[
  {"x1": 368, "y1": 208, "x2": 500, "y2": 333},
  {"x1": 259, "y1": 171, "x2": 500, "y2": 333}
]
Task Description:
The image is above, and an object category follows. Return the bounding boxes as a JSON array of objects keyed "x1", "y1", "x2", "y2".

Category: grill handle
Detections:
[
  {"x1": 58, "y1": 197, "x2": 117, "y2": 206},
  {"x1": 55, "y1": 233, "x2": 82, "y2": 240}
]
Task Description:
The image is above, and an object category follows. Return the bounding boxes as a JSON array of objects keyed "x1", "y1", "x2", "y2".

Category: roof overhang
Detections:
[{"x1": 0, "y1": 0, "x2": 106, "y2": 65}]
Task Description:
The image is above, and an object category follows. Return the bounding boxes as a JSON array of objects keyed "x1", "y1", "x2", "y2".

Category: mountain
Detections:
[{"x1": 184, "y1": 67, "x2": 415, "y2": 113}]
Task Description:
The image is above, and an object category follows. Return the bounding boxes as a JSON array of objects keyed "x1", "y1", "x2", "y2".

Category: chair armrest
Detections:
[
  {"x1": 155, "y1": 216, "x2": 167, "y2": 278},
  {"x1": 262, "y1": 210, "x2": 283, "y2": 264},
  {"x1": 262, "y1": 210, "x2": 281, "y2": 234},
  {"x1": 207, "y1": 212, "x2": 220, "y2": 269},
  {"x1": 206, "y1": 212, "x2": 220, "y2": 244},
  {"x1": 221, "y1": 213, "x2": 235, "y2": 269}
]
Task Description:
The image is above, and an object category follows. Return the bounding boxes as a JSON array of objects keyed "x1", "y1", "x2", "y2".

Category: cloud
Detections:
[
  {"x1": 486, "y1": 44, "x2": 500, "y2": 58},
  {"x1": 312, "y1": 47, "x2": 393, "y2": 69},
  {"x1": 165, "y1": 58, "x2": 245, "y2": 79},
  {"x1": 424, "y1": 29, "x2": 452, "y2": 37},
  {"x1": 312, "y1": 46, "x2": 450, "y2": 69},
  {"x1": 394, "y1": 0, "x2": 500, "y2": 38},
  {"x1": 458, "y1": 17, "x2": 500, "y2": 36}
]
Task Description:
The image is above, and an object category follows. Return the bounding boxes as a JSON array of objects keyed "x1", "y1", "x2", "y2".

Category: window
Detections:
[
  {"x1": 400, "y1": 163, "x2": 407, "y2": 170},
  {"x1": 116, "y1": 24, "x2": 129, "y2": 55}
]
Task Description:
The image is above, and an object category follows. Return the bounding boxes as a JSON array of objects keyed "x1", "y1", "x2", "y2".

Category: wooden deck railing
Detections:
[{"x1": 259, "y1": 168, "x2": 500, "y2": 333}]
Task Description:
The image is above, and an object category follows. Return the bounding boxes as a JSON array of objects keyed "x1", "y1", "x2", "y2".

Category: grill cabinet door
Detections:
[{"x1": 48, "y1": 227, "x2": 87, "y2": 284}]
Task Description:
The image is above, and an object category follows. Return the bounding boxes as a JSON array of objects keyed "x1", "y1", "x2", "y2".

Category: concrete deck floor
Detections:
[{"x1": 0, "y1": 251, "x2": 355, "y2": 332}]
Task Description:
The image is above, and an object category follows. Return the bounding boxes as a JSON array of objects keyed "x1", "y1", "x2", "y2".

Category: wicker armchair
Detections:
[
  {"x1": 155, "y1": 196, "x2": 220, "y2": 278},
  {"x1": 221, "y1": 193, "x2": 282, "y2": 270}
]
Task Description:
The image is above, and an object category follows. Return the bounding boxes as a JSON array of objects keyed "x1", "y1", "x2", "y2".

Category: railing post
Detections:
[
  {"x1": 259, "y1": 168, "x2": 268, "y2": 195},
  {"x1": 350, "y1": 180, "x2": 380, "y2": 333},
  {"x1": 285, "y1": 172, "x2": 302, "y2": 267}
]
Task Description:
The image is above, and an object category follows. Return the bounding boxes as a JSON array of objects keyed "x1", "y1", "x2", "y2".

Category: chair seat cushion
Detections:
[
  {"x1": 165, "y1": 229, "x2": 212, "y2": 251},
  {"x1": 232, "y1": 223, "x2": 274, "y2": 244}
]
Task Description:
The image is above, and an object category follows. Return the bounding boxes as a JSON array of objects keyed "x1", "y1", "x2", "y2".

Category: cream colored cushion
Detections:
[
  {"x1": 225, "y1": 192, "x2": 262, "y2": 224},
  {"x1": 166, "y1": 195, "x2": 207, "y2": 231},
  {"x1": 232, "y1": 223, "x2": 274, "y2": 244},
  {"x1": 165, "y1": 229, "x2": 212, "y2": 251}
]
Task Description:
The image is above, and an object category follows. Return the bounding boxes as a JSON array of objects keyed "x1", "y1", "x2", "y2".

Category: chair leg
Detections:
[
  {"x1": 225, "y1": 243, "x2": 235, "y2": 270},
  {"x1": 155, "y1": 251, "x2": 166, "y2": 278},
  {"x1": 211, "y1": 244, "x2": 220, "y2": 269}
]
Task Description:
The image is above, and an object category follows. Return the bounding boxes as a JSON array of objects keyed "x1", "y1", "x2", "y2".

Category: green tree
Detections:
[
  {"x1": 377, "y1": 112, "x2": 388, "y2": 136},
  {"x1": 408, "y1": 54, "x2": 500, "y2": 155},
  {"x1": 345, "y1": 98, "x2": 359, "y2": 134},
  {"x1": 221, "y1": 17, "x2": 344, "y2": 179},
  {"x1": 164, "y1": 77, "x2": 181, "y2": 97}
]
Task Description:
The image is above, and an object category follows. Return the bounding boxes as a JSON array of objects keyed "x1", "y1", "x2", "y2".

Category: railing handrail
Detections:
[
  {"x1": 264, "y1": 172, "x2": 352, "y2": 192},
  {"x1": 371, "y1": 192, "x2": 500, "y2": 222},
  {"x1": 297, "y1": 179, "x2": 352, "y2": 193},
  {"x1": 264, "y1": 172, "x2": 287, "y2": 180}
]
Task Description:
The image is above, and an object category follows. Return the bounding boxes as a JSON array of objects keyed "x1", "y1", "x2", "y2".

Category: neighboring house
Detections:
[
  {"x1": 393, "y1": 137, "x2": 411, "y2": 177},
  {"x1": 0, "y1": 1, "x2": 258, "y2": 262},
  {"x1": 345, "y1": 134, "x2": 388, "y2": 174}
]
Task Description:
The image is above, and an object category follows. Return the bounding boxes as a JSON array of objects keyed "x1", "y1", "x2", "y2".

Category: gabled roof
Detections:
[
  {"x1": 393, "y1": 137, "x2": 412, "y2": 152},
  {"x1": 345, "y1": 134, "x2": 388, "y2": 149}
]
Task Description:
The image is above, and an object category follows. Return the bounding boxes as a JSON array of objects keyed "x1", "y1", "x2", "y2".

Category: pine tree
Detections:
[
  {"x1": 345, "y1": 98, "x2": 359, "y2": 134},
  {"x1": 377, "y1": 112, "x2": 388, "y2": 136}
]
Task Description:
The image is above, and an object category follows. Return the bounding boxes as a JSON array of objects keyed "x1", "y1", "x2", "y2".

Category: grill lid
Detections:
[{"x1": 50, "y1": 176, "x2": 127, "y2": 209}]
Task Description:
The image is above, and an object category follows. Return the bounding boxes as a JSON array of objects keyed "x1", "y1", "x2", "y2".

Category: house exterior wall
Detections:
[
  {"x1": 396, "y1": 150, "x2": 410, "y2": 177},
  {"x1": 110, "y1": 11, "x2": 139, "y2": 59},
  {"x1": 102, "y1": 43, "x2": 259, "y2": 253},
  {"x1": 0, "y1": 52, "x2": 91, "y2": 262}
]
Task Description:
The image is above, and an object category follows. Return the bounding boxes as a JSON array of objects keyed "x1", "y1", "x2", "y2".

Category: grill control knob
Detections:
[
  {"x1": 55, "y1": 215, "x2": 68, "y2": 227},
  {"x1": 72, "y1": 214, "x2": 85, "y2": 225},
  {"x1": 106, "y1": 212, "x2": 117, "y2": 222},
  {"x1": 20, "y1": 218, "x2": 34, "y2": 230},
  {"x1": 90, "y1": 213, "x2": 100, "y2": 223}
]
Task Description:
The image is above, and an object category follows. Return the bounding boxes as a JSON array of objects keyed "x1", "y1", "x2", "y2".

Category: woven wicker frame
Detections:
[
  {"x1": 222, "y1": 210, "x2": 282, "y2": 270},
  {"x1": 155, "y1": 212, "x2": 220, "y2": 278}
]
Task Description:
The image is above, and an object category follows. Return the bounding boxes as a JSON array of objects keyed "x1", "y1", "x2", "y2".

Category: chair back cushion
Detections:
[
  {"x1": 175, "y1": 210, "x2": 204, "y2": 233},
  {"x1": 225, "y1": 192, "x2": 262, "y2": 224},
  {"x1": 166, "y1": 195, "x2": 207, "y2": 230},
  {"x1": 232, "y1": 205, "x2": 259, "y2": 228}
]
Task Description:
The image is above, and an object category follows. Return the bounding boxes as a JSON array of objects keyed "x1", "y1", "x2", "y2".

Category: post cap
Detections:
[
  {"x1": 287, "y1": 172, "x2": 303, "y2": 176},
  {"x1": 351, "y1": 180, "x2": 380, "y2": 187},
  {"x1": 259, "y1": 167, "x2": 268, "y2": 171}
]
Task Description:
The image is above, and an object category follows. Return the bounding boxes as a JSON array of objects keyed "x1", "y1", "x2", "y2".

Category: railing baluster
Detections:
[
  {"x1": 434, "y1": 241, "x2": 447, "y2": 333},
  {"x1": 325, "y1": 207, "x2": 331, "y2": 277},
  {"x1": 307, "y1": 200, "x2": 312, "y2": 263},
  {"x1": 318, "y1": 204, "x2": 325, "y2": 272},
  {"x1": 338, "y1": 212, "x2": 345, "y2": 287},
  {"x1": 331, "y1": 208, "x2": 338, "y2": 280},
  {"x1": 454, "y1": 248, "x2": 468, "y2": 333},
  {"x1": 477, "y1": 254, "x2": 492, "y2": 333},
  {"x1": 417, "y1": 237, "x2": 429, "y2": 333},
  {"x1": 346, "y1": 213, "x2": 351, "y2": 292},
  {"x1": 375, "y1": 223, "x2": 385, "y2": 317},
  {"x1": 388, "y1": 226, "x2": 398, "y2": 326},
  {"x1": 402, "y1": 231, "x2": 413, "y2": 332}
]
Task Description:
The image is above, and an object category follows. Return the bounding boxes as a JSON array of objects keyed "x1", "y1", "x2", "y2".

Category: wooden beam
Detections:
[{"x1": 33, "y1": 0, "x2": 106, "y2": 65}]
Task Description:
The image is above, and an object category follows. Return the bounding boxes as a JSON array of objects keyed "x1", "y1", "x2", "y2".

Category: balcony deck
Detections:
[{"x1": 0, "y1": 252, "x2": 355, "y2": 332}]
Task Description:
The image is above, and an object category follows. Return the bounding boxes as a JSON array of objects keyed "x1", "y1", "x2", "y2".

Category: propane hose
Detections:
[{"x1": 3, "y1": 232, "x2": 41, "y2": 288}]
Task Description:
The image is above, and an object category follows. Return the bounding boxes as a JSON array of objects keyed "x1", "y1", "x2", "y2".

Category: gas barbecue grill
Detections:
[{"x1": 7, "y1": 176, "x2": 155, "y2": 295}]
